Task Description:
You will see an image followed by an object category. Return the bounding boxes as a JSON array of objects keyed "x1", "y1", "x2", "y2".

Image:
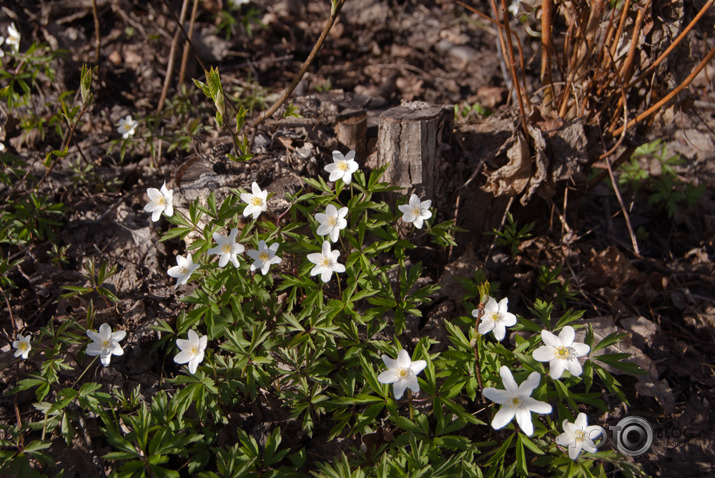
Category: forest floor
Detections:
[{"x1": 1, "y1": 0, "x2": 714, "y2": 476}]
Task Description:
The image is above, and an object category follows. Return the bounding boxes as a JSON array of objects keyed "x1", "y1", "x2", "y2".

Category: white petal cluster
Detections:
[
  {"x1": 324, "y1": 150, "x2": 358, "y2": 185},
  {"x1": 144, "y1": 182, "x2": 174, "y2": 222},
  {"x1": 117, "y1": 115, "x2": 138, "y2": 139},
  {"x1": 483, "y1": 366, "x2": 552, "y2": 436},
  {"x1": 315, "y1": 204, "x2": 348, "y2": 243},
  {"x1": 532, "y1": 326, "x2": 590, "y2": 379},
  {"x1": 174, "y1": 330, "x2": 207, "y2": 374},
  {"x1": 556, "y1": 413, "x2": 602, "y2": 460},
  {"x1": 475, "y1": 296, "x2": 517, "y2": 341},
  {"x1": 5, "y1": 23, "x2": 20, "y2": 52},
  {"x1": 86, "y1": 324, "x2": 126, "y2": 367},
  {"x1": 13, "y1": 334, "x2": 31, "y2": 360},
  {"x1": 246, "y1": 240, "x2": 281, "y2": 275},
  {"x1": 377, "y1": 349, "x2": 427, "y2": 400},
  {"x1": 398, "y1": 194, "x2": 432, "y2": 229},
  {"x1": 208, "y1": 228, "x2": 244, "y2": 268},
  {"x1": 307, "y1": 241, "x2": 345, "y2": 283},
  {"x1": 241, "y1": 182, "x2": 268, "y2": 220},
  {"x1": 168, "y1": 253, "x2": 200, "y2": 288}
]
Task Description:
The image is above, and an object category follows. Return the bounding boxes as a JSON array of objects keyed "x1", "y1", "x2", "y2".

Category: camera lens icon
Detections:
[{"x1": 612, "y1": 417, "x2": 653, "y2": 456}]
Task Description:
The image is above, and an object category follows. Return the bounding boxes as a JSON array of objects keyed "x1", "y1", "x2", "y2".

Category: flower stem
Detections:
[
  {"x1": 407, "y1": 389, "x2": 414, "y2": 421},
  {"x1": 473, "y1": 302, "x2": 485, "y2": 397}
]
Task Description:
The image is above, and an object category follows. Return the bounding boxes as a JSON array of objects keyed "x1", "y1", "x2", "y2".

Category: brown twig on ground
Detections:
[
  {"x1": 540, "y1": 0, "x2": 555, "y2": 110},
  {"x1": 178, "y1": 0, "x2": 200, "y2": 86},
  {"x1": 627, "y1": 0, "x2": 714, "y2": 90},
  {"x1": 494, "y1": 0, "x2": 528, "y2": 136},
  {"x1": 249, "y1": 0, "x2": 346, "y2": 132},
  {"x1": 613, "y1": 44, "x2": 715, "y2": 137},
  {"x1": 157, "y1": 0, "x2": 190, "y2": 113},
  {"x1": 606, "y1": 155, "x2": 640, "y2": 256},
  {"x1": 91, "y1": 0, "x2": 100, "y2": 63}
]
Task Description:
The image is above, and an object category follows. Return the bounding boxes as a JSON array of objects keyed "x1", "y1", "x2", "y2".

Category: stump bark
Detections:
[{"x1": 376, "y1": 102, "x2": 452, "y2": 199}]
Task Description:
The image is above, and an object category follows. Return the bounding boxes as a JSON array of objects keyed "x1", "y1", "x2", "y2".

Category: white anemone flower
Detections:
[
  {"x1": 307, "y1": 241, "x2": 345, "y2": 283},
  {"x1": 13, "y1": 334, "x2": 31, "y2": 360},
  {"x1": 240, "y1": 182, "x2": 268, "y2": 220},
  {"x1": 532, "y1": 326, "x2": 590, "y2": 379},
  {"x1": 86, "y1": 323, "x2": 126, "y2": 367},
  {"x1": 174, "y1": 329, "x2": 207, "y2": 374},
  {"x1": 315, "y1": 204, "x2": 348, "y2": 243},
  {"x1": 0, "y1": 142, "x2": 5, "y2": 152},
  {"x1": 377, "y1": 349, "x2": 427, "y2": 400},
  {"x1": 556, "y1": 413, "x2": 603, "y2": 460},
  {"x1": 6, "y1": 23, "x2": 20, "y2": 51},
  {"x1": 476, "y1": 296, "x2": 517, "y2": 341},
  {"x1": 398, "y1": 194, "x2": 432, "y2": 229},
  {"x1": 117, "y1": 115, "x2": 138, "y2": 139},
  {"x1": 246, "y1": 240, "x2": 281, "y2": 275},
  {"x1": 144, "y1": 181, "x2": 174, "y2": 222},
  {"x1": 324, "y1": 150, "x2": 358, "y2": 184},
  {"x1": 483, "y1": 366, "x2": 552, "y2": 436},
  {"x1": 168, "y1": 253, "x2": 200, "y2": 288},
  {"x1": 208, "y1": 228, "x2": 244, "y2": 268}
]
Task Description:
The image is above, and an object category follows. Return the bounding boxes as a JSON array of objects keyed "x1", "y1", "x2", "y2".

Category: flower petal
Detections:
[
  {"x1": 532, "y1": 345, "x2": 554, "y2": 363},
  {"x1": 541, "y1": 329, "x2": 561, "y2": 348},
  {"x1": 483, "y1": 388, "x2": 511, "y2": 405},
  {"x1": 392, "y1": 381, "x2": 407, "y2": 400},
  {"x1": 515, "y1": 408, "x2": 535, "y2": 435},
  {"x1": 491, "y1": 405, "x2": 516, "y2": 430},
  {"x1": 518, "y1": 372, "x2": 542, "y2": 396},
  {"x1": 549, "y1": 358, "x2": 566, "y2": 379},
  {"x1": 499, "y1": 366, "x2": 519, "y2": 392},
  {"x1": 559, "y1": 326, "x2": 575, "y2": 345}
]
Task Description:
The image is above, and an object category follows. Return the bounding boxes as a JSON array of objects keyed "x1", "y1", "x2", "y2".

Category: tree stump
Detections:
[
  {"x1": 335, "y1": 109, "x2": 367, "y2": 164},
  {"x1": 376, "y1": 102, "x2": 452, "y2": 199}
]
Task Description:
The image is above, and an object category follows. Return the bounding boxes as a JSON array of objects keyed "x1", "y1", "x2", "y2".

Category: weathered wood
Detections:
[
  {"x1": 335, "y1": 109, "x2": 367, "y2": 164},
  {"x1": 376, "y1": 102, "x2": 451, "y2": 199}
]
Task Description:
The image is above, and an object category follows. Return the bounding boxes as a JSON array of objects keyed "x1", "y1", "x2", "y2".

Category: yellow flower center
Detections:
[
  {"x1": 191, "y1": 345, "x2": 200, "y2": 356},
  {"x1": 336, "y1": 161, "x2": 348, "y2": 171},
  {"x1": 327, "y1": 216, "x2": 337, "y2": 227},
  {"x1": 222, "y1": 244, "x2": 232, "y2": 254},
  {"x1": 251, "y1": 197, "x2": 263, "y2": 207},
  {"x1": 179, "y1": 266, "x2": 188, "y2": 275},
  {"x1": 259, "y1": 252, "x2": 269, "y2": 262},
  {"x1": 491, "y1": 312, "x2": 502, "y2": 323},
  {"x1": 397, "y1": 367, "x2": 410, "y2": 379},
  {"x1": 156, "y1": 195, "x2": 166, "y2": 206},
  {"x1": 411, "y1": 206, "x2": 421, "y2": 216},
  {"x1": 320, "y1": 257, "x2": 331, "y2": 268},
  {"x1": 574, "y1": 430, "x2": 585, "y2": 442},
  {"x1": 18, "y1": 342, "x2": 29, "y2": 352},
  {"x1": 102, "y1": 339, "x2": 112, "y2": 350},
  {"x1": 556, "y1": 346, "x2": 569, "y2": 358},
  {"x1": 512, "y1": 397, "x2": 520, "y2": 406}
]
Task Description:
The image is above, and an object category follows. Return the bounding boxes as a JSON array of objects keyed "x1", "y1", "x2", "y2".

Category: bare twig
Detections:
[
  {"x1": 178, "y1": 0, "x2": 200, "y2": 86},
  {"x1": 91, "y1": 0, "x2": 101, "y2": 63},
  {"x1": 157, "y1": 0, "x2": 190, "y2": 113},
  {"x1": 613, "y1": 44, "x2": 715, "y2": 137},
  {"x1": 606, "y1": 155, "x2": 640, "y2": 256},
  {"x1": 540, "y1": 0, "x2": 555, "y2": 109},
  {"x1": 497, "y1": 0, "x2": 529, "y2": 136},
  {"x1": 249, "y1": 0, "x2": 346, "y2": 131},
  {"x1": 627, "y1": 0, "x2": 714, "y2": 89}
]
